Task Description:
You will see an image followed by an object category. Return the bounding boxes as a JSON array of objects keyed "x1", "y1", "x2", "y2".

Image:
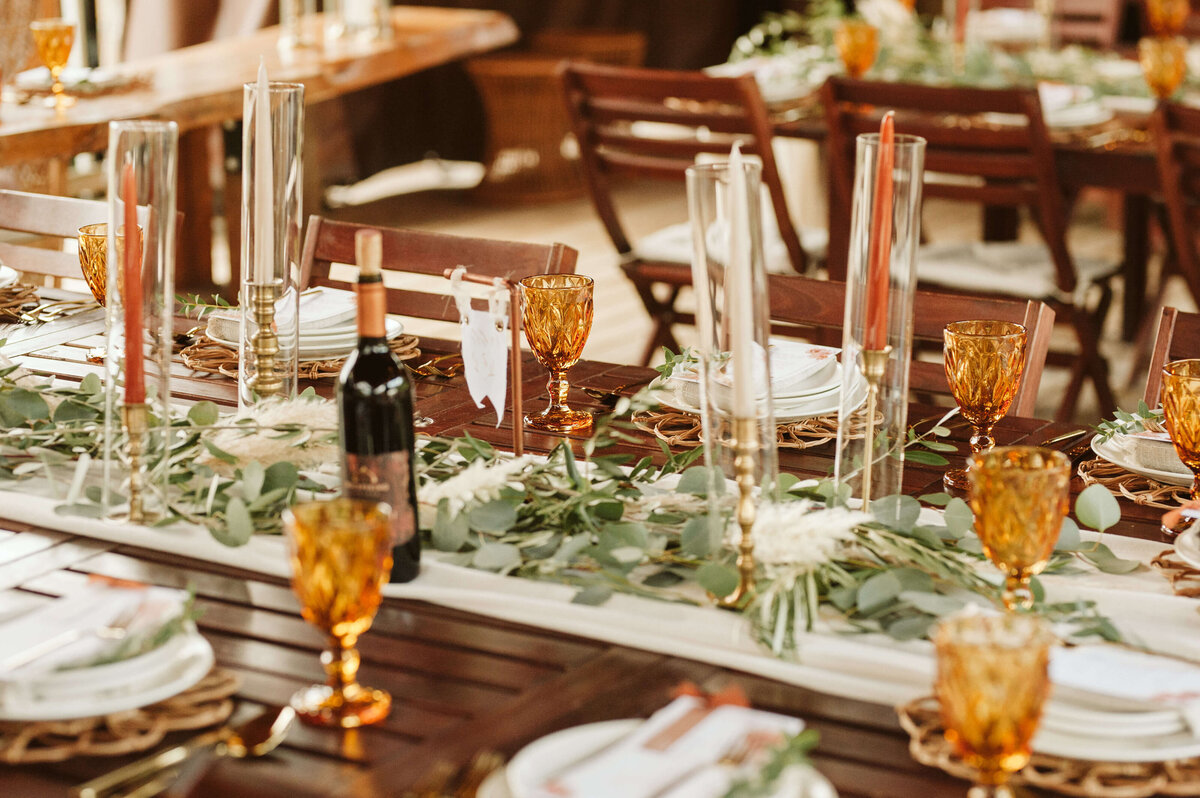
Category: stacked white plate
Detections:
[
  {"x1": 206, "y1": 287, "x2": 404, "y2": 362},
  {"x1": 0, "y1": 265, "x2": 18, "y2": 289},
  {"x1": 0, "y1": 585, "x2": 213, "y2": 721},
  {"x1": 1090, "y1": 431, "x2": 1193, "y2": 488},
  {"x1": 654, "y1": 339, "x2": 867, "y2": 423}
]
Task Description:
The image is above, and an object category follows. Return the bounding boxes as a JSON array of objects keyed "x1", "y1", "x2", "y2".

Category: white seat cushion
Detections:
[
  {"x1": 917, "y1": 240, "x2": 1118, "y2": 305},
  {"x1": 632, "y1": 220, "x2": 826, "y2": 275}
]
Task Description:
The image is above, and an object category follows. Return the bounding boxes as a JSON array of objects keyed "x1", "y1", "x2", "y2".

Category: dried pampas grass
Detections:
[{"x1": 198, "y1": 395, "x2": 339, "y2": 474}]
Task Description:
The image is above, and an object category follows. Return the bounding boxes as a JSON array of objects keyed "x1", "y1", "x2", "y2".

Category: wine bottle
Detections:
[{"x1": 338, "y1": 228, "x2": 420, "y2": 582}]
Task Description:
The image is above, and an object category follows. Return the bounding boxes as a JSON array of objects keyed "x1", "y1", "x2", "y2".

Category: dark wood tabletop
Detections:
[{"x1": 1, "y1": 332, "x2": 1172, "y2": 797}]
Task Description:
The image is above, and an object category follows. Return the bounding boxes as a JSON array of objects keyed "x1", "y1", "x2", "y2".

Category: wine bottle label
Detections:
[
  {"x1": 343, "y1": 451, "x2": 417, "y2": 545},
  {"x1": 355, "y1": 280, "x2": 387, "y2": 338}
]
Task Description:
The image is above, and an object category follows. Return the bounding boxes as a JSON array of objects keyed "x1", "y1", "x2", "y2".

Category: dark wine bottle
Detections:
[{"x1": 338, "y1": 228, "x2": 420, "y2": 583}]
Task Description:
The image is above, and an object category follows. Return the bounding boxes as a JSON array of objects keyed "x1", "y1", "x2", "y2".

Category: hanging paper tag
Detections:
[{"x1": 462, "y1": 307, "x2": 508, "y2": 426}]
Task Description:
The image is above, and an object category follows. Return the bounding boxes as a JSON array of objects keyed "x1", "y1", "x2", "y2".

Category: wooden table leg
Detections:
[
  {"x1": 1122, "y1": 193, "x2": 1150, "y2": 343},
  {"x1": 176, "y1": 126, "x2": 216, "y2": 293},
  {"x1": 982, "y1": 205, "x2": 1019, "y2": 241}
]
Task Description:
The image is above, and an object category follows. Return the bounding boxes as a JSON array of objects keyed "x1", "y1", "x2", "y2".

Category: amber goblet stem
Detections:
[{"x1": 323, "y1": 633, "x2": 361, "y2": 699}]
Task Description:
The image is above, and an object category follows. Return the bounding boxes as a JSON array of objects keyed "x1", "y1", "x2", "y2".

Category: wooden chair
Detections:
[
  {"x1": 1052, "y1": 0, "x2": 1124, "y2": 47},
  {"x1": 1151, "y1": 101, "x2": 1200, "y2": 317},
  {"x1": 822, "y1": 77, "x2": 1119, "y2": 421},
  {"x1": 298, "y1": 216, "x2": 578, "y2": 323},
  {"x1": 768, "y1": 275, "x2": 1054, "y2": 417},
  {"x1": 560, "y1": 62, "x2": 825, "y2": 365},
  {"x1": 0, "y1": 189, "x2": 131, "y2": 284},
  {"x1": 1143, "y1": 306, "x2": 1200, "y2": 405}
]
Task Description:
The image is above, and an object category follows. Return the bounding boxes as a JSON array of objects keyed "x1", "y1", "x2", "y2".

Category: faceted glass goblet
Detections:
[
  {"x1": 1162, "y1": 359, "x2": 1200, "y2": 501},
  {"x1": 521, "y1": 274, "x2": 594, "y2": 434},
  {"x1": 943, "y1": 321, "x2": 1027, "y2": 491},
  {"x1": 968, "y1": 446, "x2": 1070, "y2": 610},
  {"x1": 835, "y1": 19, "x2": 878, "y2": 79},
  {"x1": 936, "y1": 613, "x2": 1053, "y2": 798},
  {"x1": 284, "y1": 498, "x2": 395, "y2": 728},
  {"x1": 29, "y1": 18, "x2": 75, "y2": 110},
  {"x1": 1140, "y1": 36, "x2": 1188, "y2": 100}
]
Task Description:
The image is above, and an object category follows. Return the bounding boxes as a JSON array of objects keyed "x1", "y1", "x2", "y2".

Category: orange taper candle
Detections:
[
  {"x1": 864, "y1": 111, "x2": 895, "y2": 352},
  {"x1": 122, "y1": 158, "x2": 145, "y2": 404}
]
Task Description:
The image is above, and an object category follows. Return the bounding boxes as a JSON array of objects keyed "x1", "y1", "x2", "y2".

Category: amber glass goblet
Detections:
[
  {"x1": 942, "y1": 321, "x2": 1027, "y2": 491},
  {"x1": 1147, "y1": 0, "x2": 1189, "y2": 35},
  {"x1": 968, "y1": 446, "x2": 1070, "y2": 610},
  {"x1": 521, "y1": 274, "x2": 594, "y2": 433},
  {"x1": 936, "y1": 613, "x2": 1053, "y2": 798},
  {"x1": 29, "y1": 18, "x2": 76, "y2": 110},
  {"x1": 835, "y1": 19, "x2": 879, "y2": 79},
  {"x1": 78, "y1": 223, "x2": 144, "y2": 306},
  {"x1": 1162, "y1": 359, "x2": 1200, "y2": 501},
  {"x1": 283, "y1": 498, "x2": 395, "y2": 728},
  {"x1": 1140, "y1": 36, "x2": 1188, "y2": 100}
]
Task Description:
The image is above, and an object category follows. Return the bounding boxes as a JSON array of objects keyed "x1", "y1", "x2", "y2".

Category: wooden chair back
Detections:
[
  {"x1": 559, "y1": 61, "x2": 809, "y2": 274},
  {"x1": 528, "y1": 29, "x2": 647, "y2": 66},
  {"x1": 1052, "y1": 0, "x2": 1123, "y2": 47},
  {"x1": 822, "y1": 77, "x2": 1073, "y2": 292},
  {"x1": 298, "y1": 216, "x2": 578, "y2": 323},
  {"x1": 768, "y1": 275, "x2": 1054, "y2": 417},
  {"x1": 0, "y1": 189, "x2": 168, "y2": 284},
  {"x1": 1152, "y1": 101, "x2": 1200, "y2": 310},
  {"x1": 1144, "y1": 306, "x2": 1200, "y2": 405}
]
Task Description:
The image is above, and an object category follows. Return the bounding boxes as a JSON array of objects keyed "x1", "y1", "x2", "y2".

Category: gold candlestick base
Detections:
[
  {"x1": 718, "y1": 415, "x2": 760, "y2": 608},
  {"x1": 122, "y1": 402, "x2": 149, "y2": 524},
  {"x1": 248, "y1": 282, "x2": 283, "y2": 399},
  {"x1": 858, "y1": 346, "x2": 892, "y2": 511}
]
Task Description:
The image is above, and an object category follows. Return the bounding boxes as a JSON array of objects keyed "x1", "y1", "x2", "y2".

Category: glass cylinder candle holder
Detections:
[
  {"x1": 239, "y1": 80, "x2": 304, "y2": 410},
  {"x1": 101, "y1": 120, "x2": 179, "y2": 523},
  {"x1": 325, "y1": 0, "x2": 393, "y2": 48},
  {"x1": 278, "y1": 0, "x2": 319, "y2": 52},
  {"x1": 834, "y1": 132, "x2": 925, "y2": 516}
]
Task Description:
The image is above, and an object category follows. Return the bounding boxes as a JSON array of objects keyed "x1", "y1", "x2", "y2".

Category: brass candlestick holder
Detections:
[
  {"x1": 858, "y1": 346, "x2": 892, "y2": 512},
  {"x1": 122, "y1": 402, "x2": 149, "y2": 524},
  {"x1": 719, "y1": 415, "x2": 760, "y2": 607},
  {"x1": 248, "y1": 281, "x2": 283, "y2": 399}
]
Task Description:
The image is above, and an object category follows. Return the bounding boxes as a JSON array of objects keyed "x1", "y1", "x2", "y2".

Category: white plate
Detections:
[
  {"x1": 1045, "y1": 102, "x2": 1114, "y2": 129},
  {"x1": 1042, "y1": 699, "x2": 1185, "y2": 739},
  {"x1": 507, "y1": 720, "x2": 836, "y2": 798},
  {"x1": 1091, "y1": 435, "x2": 1194, "y2": 488},
  {"x1": 1174, "y1": 526, "x2": 1200, "y2": 572},
  {"x1": 1033, "y1": 725, "x2": 1200, "y2": 762},
  {"x1": 209, "y1": 318, "x2": 403, "y2": 361},
  {"x1": 653, "y1": 363, "x2": 866, "y2": 423},
  {"x1": 0, "y1": 627, "x2": 213, "y2": 721},
  {"x1": 479, "y1": 768, "x2": 511, "y2": 798},
  {"x1": 0, "y1": 266, "x2": 17, "y2": 289}
]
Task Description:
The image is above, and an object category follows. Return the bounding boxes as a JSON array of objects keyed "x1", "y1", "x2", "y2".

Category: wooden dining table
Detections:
[
  {"x1": 0, "y1": 316, "x2": 1174, "y2": 797},
  {"x1": 0, "y1": 6, "x2": 519, "y2": 292}
]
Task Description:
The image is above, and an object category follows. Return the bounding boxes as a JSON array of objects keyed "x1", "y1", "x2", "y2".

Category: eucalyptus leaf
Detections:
[
  {"x1": 53, "y1": 502, "x2": 105, "y2": 519},
  {"x1": 215, "y1": 497, "x2": 254, "y2": 547},
  {"x1": 590, "y1": 499, "x2": 624, "y2": 522},
  {"x1": 857, "y1": 570, "x2": 902, "y2": 614},
  {"x1": 942, "y1": 498, "x2": 974, "y2": 538},
  {"x1": 900, "y1": 590, "x2": 965, "y2": 615},
  {"x1": 432, "y1": 500, "x2": 469, "y2": 551},
  {"x1": 571, "y1": 584, "x2": 614, "y2": 606},
  {"x1": 187, "y1": 402, "x2": 220, "y2": 427},
  {"x1": 906, "y1": 449, "x2": 950, "y2": 466},
  {"x1": 472, "y1": 542, "x2": 521, "y2": 571},
  {"x1": 893, "y1": 568, "x2": 935, "y2": 593},
  {"x1": 1080, "y1": 543, "x2": 1141, "y2": 574},
  {"x1": 467, "y1": 499, "x2": 519, "y2": 533},
  {"x1": 919, "y1": 492, "x2": 952, "y2": 507},
  {"x1": 887, "y1": 613, "x2": 936, "y2": 641},
  {"x1": 262, "y1": 461, "x2": 300, "y2": 494},
  {"x1": 241, "y1": 461, "x2": 265, "y2": 502},
  {"x1": 675, "y1": 466, "x2": 711, "y2": 496},
  {"x1": 642, "y1": 569, "x2": 685, "y2": 588},
  {"x1": 1055, "y1": 517, "x2": 1082, "y2": 551},
  {"x1": 79, "y1": 373, "x2": 102, "y2": 395},
  {"x1": 697, "y1": 562, "x2": 740, "y2": 599},
  {"x1": 872, "y1": 495, "x2": 921, "y2": 532},
  {"x1": 610, "y1": 546, "x2": 645, "y2": 564},
  {"x1": 1075, "y1": 484, "x2": 1120, "y2": 533},
  {"x1": 201, "y1": 438, "x2": 238, "y2": 465},
  {"x1": 681, "y1": 515, "x2": 719, "y2": 558}
]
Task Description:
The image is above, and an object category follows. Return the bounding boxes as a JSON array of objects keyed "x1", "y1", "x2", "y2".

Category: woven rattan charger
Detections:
[{"x1": 180, "y1": 333, "x2": 421, "y2": 381}]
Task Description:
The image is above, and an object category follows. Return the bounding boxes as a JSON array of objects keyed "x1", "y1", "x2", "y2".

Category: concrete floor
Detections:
[{"x1": 324, "y1": 177, "x2": 1197, "y2": 423}]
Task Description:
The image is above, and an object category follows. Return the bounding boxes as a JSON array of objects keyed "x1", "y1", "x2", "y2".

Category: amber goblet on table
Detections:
[
  {"x1": 78, "y1": 223, "x2": 141, "y2": 307},
  {"x1": 835, "y1": 19, "x2": 879, "y2": 79},
  {"x1": 283, "y1": 498, "x2": 395, "y2": 728},
  {"x1": 942, "y1": 321, "x2": 1027, "y2": 492},
  {"x1": 936, "y1": 613, "x2": 1053, "y2": 798},
  {"x1": 1162, "y1": 359, "x2": 1200, "y2": 501},
  {"x1": 1147, "y1": 0, "x2": 1189, "y2": 35},
  {"x1": 521, "y1": 274, "x2": 594, "y2": 433},
  {"x1": 968, "y1": 446, "x2": 1070, "y2": 611},
  {"x1": 29, "y1": 18, "x2": 76, "y2": 110},
  {"x1": 1140, "y1": 36, "x2": 1188, "y2": 100}
]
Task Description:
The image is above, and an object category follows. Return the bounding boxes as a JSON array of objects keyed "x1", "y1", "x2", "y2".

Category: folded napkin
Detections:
[
  {"x1": 532, "y1": 695, "x2": 804, "y2": 798},
  {"x1": 0, "y1": 580, "x2": 187, "y2": 677},
  {"x1": 205, "y1": 287, "x2": 359, "y2": 343},
  {"x1": 1109, "y1": 430, "x2": 1191, "y2": 476},
  {"x1": 669, "y1": 339, "x2": 839, "y2": 409},
  {"x1": 1051, "y1": 646, "x2": 1200, "y2": 735}
]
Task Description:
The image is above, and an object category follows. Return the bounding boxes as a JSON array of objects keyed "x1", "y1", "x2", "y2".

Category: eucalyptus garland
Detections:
[{"x1": 0, "y1": 365, "x2": 1140, "y2": 656}]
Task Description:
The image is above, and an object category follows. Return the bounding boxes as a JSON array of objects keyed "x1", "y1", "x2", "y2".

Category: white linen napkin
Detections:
[
  {"x1": 531, "y1": 696, "x2": 803, "y2": 798},
  {"x1": 205, "y1": 286, "x2": 359, "y2": 342},
  {"x1": 0, "y1": 581, "x2": 186, "y2": 676},
  {"x1": 1051, "y1": 646, "x2": 1200, "y2": 734}
]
